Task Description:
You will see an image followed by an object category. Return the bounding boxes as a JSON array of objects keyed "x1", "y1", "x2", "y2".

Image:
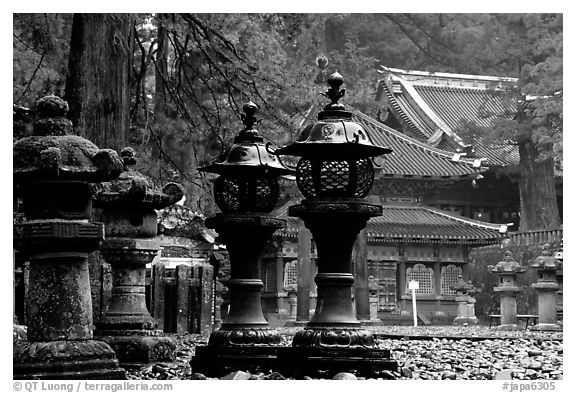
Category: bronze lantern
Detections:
[
  {"x1": 192, "y1": 101, "x2": 294, "y2": 377},
  {"x1": 274, "y1": 73, "x2": 397, "y2": 378},
  {"x1": 275, "y1": 71, "x2": 391, "y2": 199},
  {"x1": 200, "y1": 101, "x2": 293, "y2": 212}
]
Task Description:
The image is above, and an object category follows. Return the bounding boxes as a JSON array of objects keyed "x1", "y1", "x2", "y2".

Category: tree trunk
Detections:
[
  {"x1": 154, "y1": 14, "x2": 169, "y2": 115},
  {"x1": 517, "y1": 136, "x2": 561, "y2": 231},
  {"x1": 64, "y1": 14, "x2": 134, "y2": 151}
]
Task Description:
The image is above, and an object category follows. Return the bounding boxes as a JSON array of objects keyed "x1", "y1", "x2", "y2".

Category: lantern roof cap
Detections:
[
  {"x1": 488, "y1": 251, "x2": 527, "y2": 274},
  {"x1": 451, "y1": 275, "x2": 474, "y2": 292},
  {"x1": 92, "y1": 147, "x2": 185, "y2": 209},
  {"x1": 275, "y1": 73, "x2": 392, "y2": 159},
  {"x1": 199, "y1": 101, "x2": 294, "y2": 176},
  {"x1": 13, "y1": 95, "x2": 123, "y2": 184},
  {"x1": 530, "y1": 244, "x2": 562, "y2": 270}
]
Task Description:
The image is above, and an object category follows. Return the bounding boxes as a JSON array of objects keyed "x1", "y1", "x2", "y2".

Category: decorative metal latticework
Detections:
[
  {"x1": 296, "y1": 158, "x2": 374, "y2": 198},
  {"x1": 200, "y1": 101, "x2": 293, "y2": 213},
  {"x1": 283, "y1": 260, "x2": 299, "y2": 289},
  {"x1": 406, "y1": 263, "x2": 434, "y2": 295},
  {"x1": 441, "y1": 264, "x2": 463, "y2": 295},
  {"x1": 214, "y1": 175, "x2": 279, "y2": 213},
  {"x1": 274, "y1": 72, "x2": 391, "y2": 200}
]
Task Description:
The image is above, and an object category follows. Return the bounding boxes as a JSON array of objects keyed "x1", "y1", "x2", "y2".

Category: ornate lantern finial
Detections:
[
  {"x1": 321, "y1": 72, "x2": 346, "y2": 111},
  {"x1": 120, "y1": 147, "x2": 137, "y2": 169},
  {"x1": 240, "y1": 101, "x2": 259, "y2": 136},
  {"x1": 199, "y1": 101, "x2": 293, "y2": 213},
  {"x1": 275, "y1": 72, "x2": 392, "y2": 199}
]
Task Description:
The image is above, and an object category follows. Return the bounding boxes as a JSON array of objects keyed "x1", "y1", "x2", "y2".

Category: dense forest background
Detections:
[{"x1": 13, "y1": 13, "x2": 562, "y2": 229}]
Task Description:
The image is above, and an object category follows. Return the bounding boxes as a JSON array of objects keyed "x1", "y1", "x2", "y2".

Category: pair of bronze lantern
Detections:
[
  {"x1": 194, "y1": 72, "x2": 396, "y2": 378},
  {"x1": 202, "y1": 73, "x2": 390, "y2": 208}
]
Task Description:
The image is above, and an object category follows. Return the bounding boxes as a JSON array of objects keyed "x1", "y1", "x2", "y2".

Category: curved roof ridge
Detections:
[
  {"x1": 380, "y1": 82, "x2": 431, "y2": 141},
  {"x1": 392, "y1": 76, "x2": 470, "y2": 149},
  {"x1": 421, "y1": 204, "x2": 507, "y2": 232},
  {"x1": 350, "y1": 108, "x2": 482, "y2": 166},
  {"x1": 379, "y1": 65, "x2": 517, "y2": 85}
]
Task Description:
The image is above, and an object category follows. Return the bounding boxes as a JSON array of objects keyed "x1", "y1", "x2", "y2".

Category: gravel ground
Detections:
[{"x1": 125, "y1": 326, "x2": 563, "y2": 380}]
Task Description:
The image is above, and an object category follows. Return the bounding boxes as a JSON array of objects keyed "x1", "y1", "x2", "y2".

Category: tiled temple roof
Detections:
[
  {"x1": 293, "y1": 102, "x2": 486, "y2": 180},
  {"x1": 350, "y1": 109, "x2": 486, "y2": 180},
  {"x1": 377, "y1": 66, "x2": 519, "y2": 167},
  {"x1": 273, "y1": 200, "x2": 506, "y2": 244},
  {"x1": 366, "y1": 204, "x2": 507, "y2": 244}
]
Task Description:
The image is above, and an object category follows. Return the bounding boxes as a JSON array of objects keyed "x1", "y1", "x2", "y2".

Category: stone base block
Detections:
[
  {"x1": 13, "y1": 339, "x2": 126, "y2": 380},
  {"x1": 492, "y1": 324, "x2": 524, "y2": 331},
  {"x1": 96, "y1": 331, "x2": 176, "y2": 367},
  {"x1": 191, "y1": 345, "x2": 279, "y2": 377},
  {"x1": 276, "y1": 346, "x2": 398, "y2": 379},
  {"x1": 453, "y1": 316, "x2": 479, "y2": 325},
  {"x1": 530, "y1": 323, "x2": 562, "y2": 332}
]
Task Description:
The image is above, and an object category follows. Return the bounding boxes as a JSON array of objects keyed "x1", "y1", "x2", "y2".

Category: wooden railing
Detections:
[{"x1": 507, "y1": 228, "x2": 563, "y2": 247}]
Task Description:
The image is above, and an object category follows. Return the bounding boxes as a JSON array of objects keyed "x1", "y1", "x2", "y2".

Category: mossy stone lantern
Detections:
[
  {"x1": 13, "y1": 95, "x2": 126, "y2": 379},
  {"x1": 450, "y1": 275, "x2": 479, "y2": 325},
  {"x1": 529, "y1": 244, "x2": 562, "y2": 331},
  {"x1": 274, "y1": 73, "x2": 397, "y2": 378},
  {"x1": 91, "y1": 147, "x2": 185, "y2": 365},
  {"x1": 488, "y1": 251, "x2": 527, "y2": 331},
  {"x1": 191, "y1": 102, "x2": 294, "y2": 377}
]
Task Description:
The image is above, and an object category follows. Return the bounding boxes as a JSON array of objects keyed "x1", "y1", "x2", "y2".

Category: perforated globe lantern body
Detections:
[{"x1": 276, "y1": 72, "x2": 391, "y2": 199}]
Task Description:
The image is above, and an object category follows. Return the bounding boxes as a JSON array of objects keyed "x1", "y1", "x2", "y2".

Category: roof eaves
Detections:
[{"x1": 422, "y1": 205, "x2": 508, "y2": 233}]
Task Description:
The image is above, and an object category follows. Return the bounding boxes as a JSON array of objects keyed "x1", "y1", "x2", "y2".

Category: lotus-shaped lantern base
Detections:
[{"x1": 275, "y1": 199, "x2": 398, "y2": 378}]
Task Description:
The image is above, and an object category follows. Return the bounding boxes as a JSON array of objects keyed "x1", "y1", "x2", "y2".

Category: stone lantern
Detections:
[
  {"x1": 368, "y1": 276, "x2": 381, "y2": 322},
  {"x1": 191, "y1": 102, "x2": 294, "y2": 376},
  {"x1": 275, "y1": 72, "x2": 397, "y2": 378},
  {"x1": 529, "y1": 244, "x2": 562, "y2": 331},
  {"x1": 91, "y1": 147, "x2": 185, "y2": 365},
  {"x1": 450, "y1": 275, "x2": 478, "y2": 325},
  {"x1": 13, "y1": 95, "x2": 126, "y2": 379},
  {"x1": 488, "y1": 250, "x2": 526, "y2": 331}
]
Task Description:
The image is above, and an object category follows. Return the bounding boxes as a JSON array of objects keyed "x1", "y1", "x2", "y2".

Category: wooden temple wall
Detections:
[{"x1": 261, "y1": 236, "x2": 471, "y2": 322}]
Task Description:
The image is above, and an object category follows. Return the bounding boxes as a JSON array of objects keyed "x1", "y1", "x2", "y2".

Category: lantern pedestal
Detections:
[
  {"x1": 530, "y1": 282, "x2": 562, "y2": 331},
  {"x1": 276, "y1": 199, "x2": 398, "y2": 379},
  {"x1": 493, "y1": 287, "x2": 523, "y2": 331},
  {"x1": 94, "y1": 238, "x2": 176, "y2": 366},
  {"x1": 453, "y1": 295, "x2": 479, "y2": 325},
  {"x1": 191, "y1": 214, "x2": 284, "y2": 377},
  {"x1": 13, "y1": 185, "x2": 126, "y2": 380}
]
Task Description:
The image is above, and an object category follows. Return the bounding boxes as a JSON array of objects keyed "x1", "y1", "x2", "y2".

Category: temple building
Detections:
[{"x1": 258, "y1": 66, "x2": 561, "y2": 323}]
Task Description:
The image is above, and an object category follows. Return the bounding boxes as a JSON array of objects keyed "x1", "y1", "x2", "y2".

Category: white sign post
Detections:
[{"x1": 408, "y1": 280, "x2": 419, "y2": 327}]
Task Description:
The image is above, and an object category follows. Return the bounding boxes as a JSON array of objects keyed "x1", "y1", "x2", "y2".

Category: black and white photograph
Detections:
[{"x1": 10, "y1": 5, "x2": 566, "y2": 389}]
